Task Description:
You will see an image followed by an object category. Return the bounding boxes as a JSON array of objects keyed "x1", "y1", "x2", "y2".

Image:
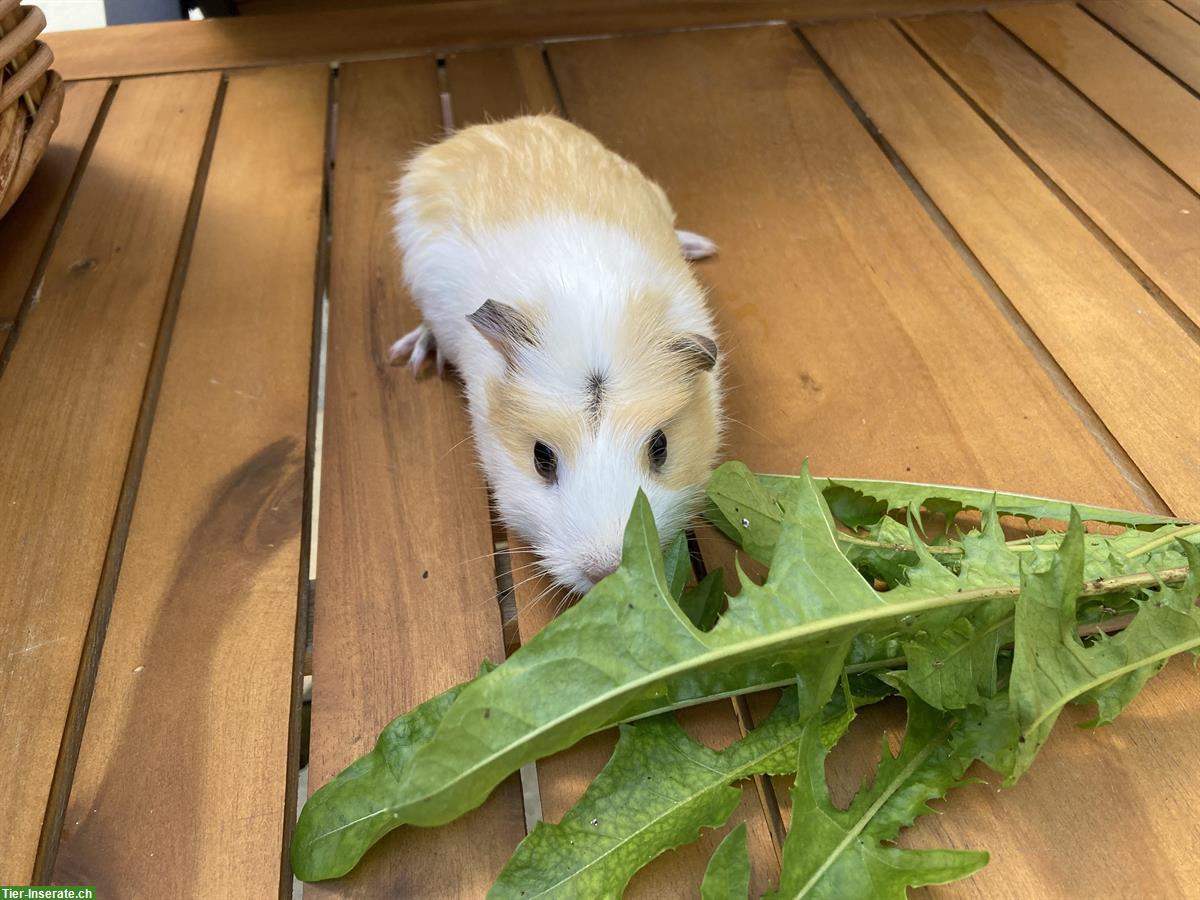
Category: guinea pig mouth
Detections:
[
  {"x1": 551, "y1": 562, "x2": 614, "y2": 596},
  {"x1": 581, "y1": 558, "x2": 620, "y2": 588}
]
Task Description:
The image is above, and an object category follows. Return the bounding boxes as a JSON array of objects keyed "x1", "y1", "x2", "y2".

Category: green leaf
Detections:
[
  {"x1": 822, "y1": 484, "x2": 889, "y2": 530},
  {"x1": 767, "y1": 688, "x2": 987, "y2": 899},
  {"x1": 678, "y1": 568, "x2": 725, "y2": 631},
  {"x1": 490, "y1": 690, "x2": 815, "y2": 899},
  {"x1": 892, "y1": 505, "x2": 1018, "y2": 710},
  {"x1": 701, "y1": 824, "x2": 750, "y2": 900},
  {"x1": 295, "y1": 465, "x2": 947, "y2": 881},
  {"x1": 1004, "y1": 520, "x2": 1200, "y2": 779},
  {"x1": 769, "y1": 472, "x2": 1188, "y2": 529},
  {"x1": 290, "y1": 672, "x2": 474, "y2": 882},
  {"x1": 841, "y1": 516, "x2": 920, "y2": 584},
  {"x1": 705, "y1": 460, "x2": 785, "y2": 564},
  {"x1": 862, "y1": 507, "x2": 1198, "y2": 714},
  {"x1": 708, "y1": 461, "x2": 1189, "y2": 572},
  {"x1": 662, "y1": 530, "x2": 691, "y2": 601}
]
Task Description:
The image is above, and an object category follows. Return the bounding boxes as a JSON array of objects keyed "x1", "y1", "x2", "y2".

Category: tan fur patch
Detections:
[
  {"x1": 608, "y1": 374, "x2": 720, "y2": 492},
  {"x1": 486, "y1": 377, "x2": 586, "y2": 475},
  {"x1": 402, "y1": 115, "x2": 684, "y2": 269}
]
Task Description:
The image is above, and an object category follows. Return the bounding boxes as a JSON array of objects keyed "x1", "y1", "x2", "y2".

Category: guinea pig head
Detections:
[{"x1": 471, "y1": 297, "x2": 723, "y2": 593}]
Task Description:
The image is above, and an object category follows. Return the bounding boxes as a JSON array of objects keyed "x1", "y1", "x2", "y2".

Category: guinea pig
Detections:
[{"x1": 389, "y1": 114, "x2": 723, "y2": 593}]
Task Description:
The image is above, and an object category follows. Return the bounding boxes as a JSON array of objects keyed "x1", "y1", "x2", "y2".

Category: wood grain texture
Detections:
[
  {"x1": 1081, "y1": 0, "x2": 1200, "y2": 94},
  {"x1": 0, "y1": 71, "x2": 219, "y2": 885},
  {"x1": 446, "y1": 45, "x2": 785, "y2": 895},
  {"x1": 0, "y1": 79, "x2": 107, "y2": 325},
  {"x1": 50, "y1": 65, "x2": 327, "y2": 897},
  {"x1": 305, "y1": 56, "x2": 525, "y2": 899},
  {"x1": 806, "y1": 18, "x2": 1200, "y2": 519},
  {"x1": 991, "y1": 3, "x2": 1200, "y2": 193},
  {"x1": 45, "y1": 0, "x2": 1056, "y2": 80},
  {"x1": 901, "y1": 12, "x2": 1200, "y2": 332}
]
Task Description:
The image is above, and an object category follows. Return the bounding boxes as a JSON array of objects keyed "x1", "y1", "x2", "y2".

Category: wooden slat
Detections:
[
  {"x1": 900, "y1": 13, "x2": 1200, "y2": 333},
  {"x1": 445, "y1": 44, "x2": 786, "y2": 895},
  {"x1": 991, "y1": 3, "x2": 1200, "y2": 194},
  {"x1": 1082, "y1": 0, "x2": 1200, "y2": 95},
  {"x1": 0, "y1": 71, "x2": 219, "y2": 884},
  {"x1": 306, "y1": 56, "x2": 525, "y2": 899},
  {"x1": 0, "y1": 80, "x2": 107, "y2": 325},
  {"x1": 50, "y1": 64, "x2": 327, "y2": 896},
  {"x1": 806, "y1": 18, "x2": 1200, "y2": 519},
  {"x1": 45, "y1": 0, "x2": 1054, "y2": 80}
]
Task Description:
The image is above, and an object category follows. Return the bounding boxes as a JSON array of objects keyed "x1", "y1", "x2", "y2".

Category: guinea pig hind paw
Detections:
[
  {"x1": 409, "y1": 327, "x2": 437, "y2": 376},
  {"x1": 387, "y1": 323, "x2": 437, "y2": 376},
  {"x1": 675, "y1": 229, "x2": 718, "y2": 261}
]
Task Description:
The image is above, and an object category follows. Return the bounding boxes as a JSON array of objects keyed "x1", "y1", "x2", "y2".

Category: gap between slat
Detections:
[
  {"x1": 791, "y1": 23, "x2": 1174, "y2": 520},
  {"x1": 31, "y1": 76, "x2": 230, "y2": 883},
  {"x1": 984, "y1": 10, "x2": 1200, "y2": 203},
  {"x1": 0, "y1": 81, "x2": 117, "y2": 382},
  {"x1": 892, "y1": 21, "x2": 1200, "y2": 351},
  {"x1": 278, "y1": 63, "x2": 338, "y2": 900},
  {"x1": 1076, "y1": 2, "x2": 1200, "y2": 104},
  {"x1": 1166, "y1": 0, "x2": 1200, "y2": 27}
]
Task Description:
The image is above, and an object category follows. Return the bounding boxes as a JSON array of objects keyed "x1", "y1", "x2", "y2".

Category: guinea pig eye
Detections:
[
  {"x1": 533, "y1": 441, "x2": 558, "y2": 484},
  {"x1": 647, "y1": 429, "x2": 668, "y2": 472}
]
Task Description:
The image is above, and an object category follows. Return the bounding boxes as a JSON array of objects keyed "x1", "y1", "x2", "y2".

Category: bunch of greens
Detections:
[{"x1": 292, "y1": 461, "x2": 1199, "y2": 897}]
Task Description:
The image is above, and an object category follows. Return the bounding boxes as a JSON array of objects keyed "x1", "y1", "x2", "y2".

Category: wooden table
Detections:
[{"x1": 3, "y1": 1, "x2": 1198, "y2": 896}]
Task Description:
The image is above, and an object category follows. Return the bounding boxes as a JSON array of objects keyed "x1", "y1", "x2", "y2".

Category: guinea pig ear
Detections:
[
  {"x1": 467, "y1": 299, "x2": 536, "y2": 363},
  {"x1": 667, "y1": 333, "x2": 719, "y2": 374}
]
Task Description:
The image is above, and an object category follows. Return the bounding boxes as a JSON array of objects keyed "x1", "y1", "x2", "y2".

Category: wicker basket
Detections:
[{"x1": 0, "y1": 0, "x2": 62, "y2": 219}]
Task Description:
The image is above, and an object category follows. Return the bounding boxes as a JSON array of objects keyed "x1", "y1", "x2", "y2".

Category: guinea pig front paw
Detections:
[{"x1": 387, "y1": 323, "x2": 444, "y2": 377}]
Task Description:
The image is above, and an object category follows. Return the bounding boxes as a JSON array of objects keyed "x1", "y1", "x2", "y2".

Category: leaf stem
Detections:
[
  {"x1": 843, "y1": 526, "x2": 1200, "y2": 565},
  {"x1": 838, "y1": 534, "x2": 961, "y2": 556},
  {"x1": 1125, "y1": 523, "x2": 1200, "y2": 559},
  {"x1": 838, "y1": 533, "x2": 1062, "y2": 560}
]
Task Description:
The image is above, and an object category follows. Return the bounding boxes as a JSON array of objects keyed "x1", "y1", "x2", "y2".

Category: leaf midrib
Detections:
[
  {"x1": 524, "y1": 732, "x2": 798, "y2": 898},
  {"x1": 791, "y1": 721, "x2": 956, "y2": 899},
  {"x1": 1024, "y1": 633, "x2": 1200, "y2": 736}
]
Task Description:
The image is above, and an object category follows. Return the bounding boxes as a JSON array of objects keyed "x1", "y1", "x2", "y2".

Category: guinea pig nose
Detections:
[{"x1": 584, "y1": 560, "x2": 620, "y2": 585}]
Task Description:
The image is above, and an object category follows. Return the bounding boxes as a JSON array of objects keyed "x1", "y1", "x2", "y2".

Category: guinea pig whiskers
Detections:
[
  {"x1": 508, "y1": 563, "x2": 550, "y2": 587},
  {"x1": 723, "y1": 414, "x2": 774, "y2": 443},
  {"x1": 519, "y1": 579, "x2": 561, "y2": 615},
  {"x1": 438, "y1": 434, "x2": 475, "y2": 461},
  {"x1": 454, "y1": 547, "x2": 505, "y2": 568},
  {"x1": 507, "y1": 567, "x2": 554, "y2": 598},
  {"x1": 552, "y1": 588, "x2": 578, "y2": 618}
]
